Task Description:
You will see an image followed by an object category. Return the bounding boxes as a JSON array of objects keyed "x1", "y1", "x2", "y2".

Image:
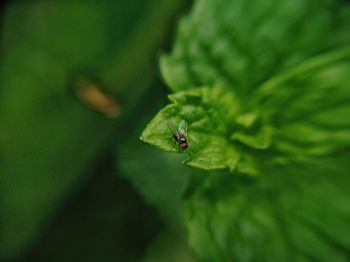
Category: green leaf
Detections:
[
  {"x1": 140, "y1": 87, "x2": 251, "y2": 172},
  {"x1": 255, "y1": 48, "x2": 350, "y2": 160},
  {"x1": 144, "y1": 0, "x2": 350, "y2": 173},
  {"x1": 186, "y1": 155, "x2": 350, "y2": 261},
  {"x1": 160, "y1": 0, "x2": 350, "y2": 94},
  {"x1": 141, "y1": 0, "x2": 350, "y2": 260}
]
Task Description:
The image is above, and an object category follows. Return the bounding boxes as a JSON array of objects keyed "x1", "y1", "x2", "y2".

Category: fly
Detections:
[{"x1": 168, "y1": 119, "x2": 188, "y2": 150}]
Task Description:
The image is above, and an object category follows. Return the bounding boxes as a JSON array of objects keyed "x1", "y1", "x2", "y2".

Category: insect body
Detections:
[{"x1": 168, "y1": 120, "x2": 188, "y2": 150}]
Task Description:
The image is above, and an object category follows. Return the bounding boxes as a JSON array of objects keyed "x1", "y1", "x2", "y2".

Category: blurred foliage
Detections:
[
  {"x1": 0, "y1": 0, "x2": 190, "y2": 260},
  {"x1": 142, "y1": 0, "x2": 350, "y2": 260},
  {"x1": 25, "y1": 154, "x2": 161, "y2": 262}
]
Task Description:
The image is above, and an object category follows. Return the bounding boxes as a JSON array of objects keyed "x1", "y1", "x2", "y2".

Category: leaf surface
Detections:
[{"x1": 141, "y1": 0, "x2": 350, "y2": 260}]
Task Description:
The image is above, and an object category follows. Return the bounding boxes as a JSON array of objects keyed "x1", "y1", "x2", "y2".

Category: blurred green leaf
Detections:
[
  {"x1": 25, "y1": 164, "x2": 161, "y2": 262},
  {"x1": 144, "y1": 227, "x2": 195, "y2": 262},
  {"x1": 141, "y1": 0, "x2": 350, "y2": 260},
  {"x1": 186, "y1": 154, "x2": 350, "y2": 261},
  {"x1": 160, "y1": 0, "x2": 350, "y2": 93},
  {"x1": 0, "y1": 0, "x2": 184, "y2": 259}
]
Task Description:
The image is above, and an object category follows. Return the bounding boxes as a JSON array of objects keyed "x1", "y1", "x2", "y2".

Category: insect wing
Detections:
[
  {"x1": 167, "y1": 120, "x2": 177, "y2": 134},
  {"x1": 177, "y1": 120, "x2": 188, "y2": 135}
]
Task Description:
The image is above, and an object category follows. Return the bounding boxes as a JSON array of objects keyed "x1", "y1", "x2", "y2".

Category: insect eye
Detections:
[{"x1": 180, "y1": 143, "x2": 188, "y2": 149}]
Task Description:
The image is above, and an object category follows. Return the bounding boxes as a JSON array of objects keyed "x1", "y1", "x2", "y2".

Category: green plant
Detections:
[{"x1": 141, "y1": 0, "x2": 350, "y2": 260}]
